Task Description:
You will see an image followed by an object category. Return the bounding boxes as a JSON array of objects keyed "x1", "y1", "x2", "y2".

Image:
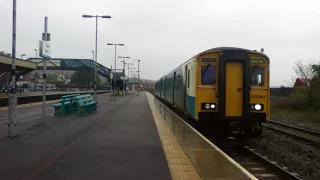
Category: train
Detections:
[{"x1": 154, "y1": 47, "x2": 270, "y2": 139}]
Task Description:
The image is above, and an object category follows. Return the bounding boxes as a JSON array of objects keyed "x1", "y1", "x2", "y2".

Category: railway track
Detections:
[
  {"x1": 223, "y1": 146, "x2": 302, "y2": 180},
  {"x1": 152, "y1": 95, "x2": 303, "y2": 180},
  {"x1": 263, "y1": 120, "x2": 320, "y2": 144}
]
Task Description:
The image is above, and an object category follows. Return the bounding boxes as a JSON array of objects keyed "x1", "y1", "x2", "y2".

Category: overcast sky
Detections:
[{"x1": 1, "y1": 0, "x2": 320, "y2": 86}]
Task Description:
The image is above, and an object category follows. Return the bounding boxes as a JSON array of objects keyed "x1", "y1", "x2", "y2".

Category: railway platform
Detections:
[
  {"x1": 0, "y1": 91, "x2": 256, "y2": 180},
  {"x1": 0, "y1": 90, "x2": 111, "y2": 107}
]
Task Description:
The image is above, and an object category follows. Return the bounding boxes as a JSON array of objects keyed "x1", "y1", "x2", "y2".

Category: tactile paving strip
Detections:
[{"x1": 146, "y1": 93, "x2": 202, "y2": 180}]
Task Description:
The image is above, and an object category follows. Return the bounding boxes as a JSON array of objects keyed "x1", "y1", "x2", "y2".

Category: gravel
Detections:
[
  {"x1": 271, "y1": 113, "x2": 320, "y2": 133},
  {"x1": 249, "y1": 128, "x2": 320, "y2": 180}
]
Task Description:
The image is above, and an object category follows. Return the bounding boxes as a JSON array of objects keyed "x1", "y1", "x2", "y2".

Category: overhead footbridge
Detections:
[
  {"x1": 27, "y1": 58, "x2": 111, "y2": 80},
  {"x1": 0, "y1": 55, "x2": 36, "y2": 92}
]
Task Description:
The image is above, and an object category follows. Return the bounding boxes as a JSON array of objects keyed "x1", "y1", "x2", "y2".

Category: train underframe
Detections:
[
  {"x1": 154, "y1": 95, "x2": 265, "y2": 144},
  {"x1": 198, "y1": 112, "x2": 265, "y2": 140}
]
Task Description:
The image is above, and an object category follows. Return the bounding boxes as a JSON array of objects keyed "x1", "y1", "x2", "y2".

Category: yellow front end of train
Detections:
[{"x1": 195, "y1": 48, "x2": 270, "y2": 137}]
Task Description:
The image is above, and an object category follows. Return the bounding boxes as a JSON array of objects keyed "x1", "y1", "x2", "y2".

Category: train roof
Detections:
[
  {"x1": 208, "y1": 47, "x2": 250, "y2": 51},
  {"x1": 197, "y1": 47, "x2": 268, "y2": 57},
  {"x1": 155, "y1": 47, "x2": 269, "y2": 82}
]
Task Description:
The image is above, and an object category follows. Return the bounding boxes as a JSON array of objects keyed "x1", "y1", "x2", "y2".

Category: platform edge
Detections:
[{"x1": 146, "y1": 92, "x2": 202, "y2": 180}]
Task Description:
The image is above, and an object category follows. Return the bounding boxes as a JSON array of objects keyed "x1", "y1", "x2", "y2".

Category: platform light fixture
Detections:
[
  {"x1": 21, "y1": 54, "x2": 26, "y2": 59},
  {"x1": 118, "y1": 56, "x2": 130, "y2": 95},
  {"x1": 82, "y1": 14, "x2": 111, "y2": 101},
  {"x1": 107, "y1": 43, "x2": 125, "y2": 98},
  {"x1": 34, "y1": 49, "x2": 37, "y2": 58}
]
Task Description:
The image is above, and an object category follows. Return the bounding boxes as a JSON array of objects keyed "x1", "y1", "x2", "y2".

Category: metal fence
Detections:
[{"x1": 270, "y1": 87, "x2": 293, "y2": 97}]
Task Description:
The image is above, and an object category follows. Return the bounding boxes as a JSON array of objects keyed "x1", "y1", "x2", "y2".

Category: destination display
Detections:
[{"x1": 251, "y1": 59, "x2": 264, "y2": 64}]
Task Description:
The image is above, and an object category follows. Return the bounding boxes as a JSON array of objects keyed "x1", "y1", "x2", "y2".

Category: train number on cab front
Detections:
[{"x1": 250, "y1": 94, "x2": 266, "y2": 99}]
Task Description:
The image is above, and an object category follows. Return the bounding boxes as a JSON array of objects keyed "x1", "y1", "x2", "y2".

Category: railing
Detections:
[
  {"x1": 0, "y1": 72, "x2": 9, "y2": 92},
  {"x1": 270, "y1": 87, "x2": 293, "y2": 97},
  {"x1": 1, "y1": 86, "x2": 111, "y2": 94}
]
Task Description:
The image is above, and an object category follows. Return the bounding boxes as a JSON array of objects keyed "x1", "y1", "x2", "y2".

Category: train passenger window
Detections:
[
  {"x1": 177, "y1": 76, "x2": 182, "y2": 89},
  {"x1": 201, "y1": 65, "x2": 216, "y2": 85},
  {"x1": 250, "y1": 66, "x2": 265, "y2": 86}
]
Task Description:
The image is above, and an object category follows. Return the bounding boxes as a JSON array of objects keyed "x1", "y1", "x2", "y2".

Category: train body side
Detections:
[{"x1": 155, "y1": 47, "x2": 270, "y2": 137}]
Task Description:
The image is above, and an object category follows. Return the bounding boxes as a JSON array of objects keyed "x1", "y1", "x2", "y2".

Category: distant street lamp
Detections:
[
  {"x1": 128, "y1": 67, "x2": 135, "y2": 91},
  {"x1": 91, "y1": 50, "x2": 94, "y2": 89},
  {"x1": 127, "y1": 63, "x2": 134, "y2": 80},
  {"x1": 107, "y1": 43, "x2": 124, "y2": 97},
  {"x1": 135, "y1": 59, "x2": 141, "y2": 96},
  {"x1": 21, "y1": 54, "x2": 26, "y2": 59},
  {"x1": 118, "y1": 56, "x2": 130, "y2": 95},
  {"x1": 129, "y1": 67, "x2": 135, "y2": 80},
  {"x1": 82, "y1": 14, "x2": 111, "y2": 100},
  {"x1": 34, "y1": 49, "x2": 37, "y2": 58}
]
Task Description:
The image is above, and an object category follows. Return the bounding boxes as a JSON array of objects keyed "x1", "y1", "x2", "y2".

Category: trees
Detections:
[
  {"x1": 70, "y1": 70, "x2": 104, "y2": 88},
  {"x1": 292, "y1": 60, "x2": 320, "y2": 109},
  {"x1": 311, "y1": 64, "x2": 320, "y2": 79},
  {"x1": 311, "y1": 64, "x2": 320, "y2": 108},
  {"x1": 0, "y1": 51, "x2": 11, "y2": 57}
]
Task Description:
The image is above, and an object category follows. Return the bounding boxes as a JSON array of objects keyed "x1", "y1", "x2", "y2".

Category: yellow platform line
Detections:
[
  {"x1": 0, "y1": 100, "x2": 60, "y2": 111},
  {"x1": 146, "y1": 93, "x2": 202, "y2": 180},
  {"x1": 147, "y1": 93, "x2": 258, "y2": 180}
]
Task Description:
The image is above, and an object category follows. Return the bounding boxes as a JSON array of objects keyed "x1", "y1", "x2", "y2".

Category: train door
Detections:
[
  {"x1": 173, "y1": 72, "x2": 176, "y2": 105},
  {"x1": 225, "y1": 62, "x2": 243, "y2": 116},
  {"x1": 164, "y1": 77, "x2": 167, "y2": 100},
  {"x1": 183, "y1": 66, "x2": 188, "y2": 111},
  {"x1": 160, "y1": 78, "x2": 162, "y2": 97}
]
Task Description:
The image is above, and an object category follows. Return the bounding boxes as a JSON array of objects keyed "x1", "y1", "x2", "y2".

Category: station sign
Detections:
[
  {"x1": 110, "y1": 72, "x2": 113, "y2": 79},
  {"x1": 39, "y1": 40, "x2": 51, "y2": 58},
  {"x1": 42, "y1": 33, "x2": 51, "y2": 41}
]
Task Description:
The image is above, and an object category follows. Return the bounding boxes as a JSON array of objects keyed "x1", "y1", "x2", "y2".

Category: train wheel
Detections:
[{"x1": 253, "y1": 122, "x2": 262, "y2": 136}]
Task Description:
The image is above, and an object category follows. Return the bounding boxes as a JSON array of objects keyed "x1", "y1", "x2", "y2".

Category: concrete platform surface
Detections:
[{"x1": 0, "y1": 92, "x2": 171, "y2": 180}]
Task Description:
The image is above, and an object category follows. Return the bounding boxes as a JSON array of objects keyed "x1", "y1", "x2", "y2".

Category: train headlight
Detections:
[
  {"x1": 250, "y1": 104, "x2": 263, "y2": 111},
  {"x1": 254, "y1": 104, "x2": 262, "y2": 110},
  {"x1": 202, "y1": 103, "x2": 216, "y2": 110}
]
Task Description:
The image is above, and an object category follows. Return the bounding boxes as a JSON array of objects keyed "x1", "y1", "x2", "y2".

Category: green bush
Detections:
[
  {"x1": 311, "y1": 80, "x2": 320, "y2": 109},
  {"x1": 309, "y1": 112, "x2": 320, "y2": 123},
  {"x1": 272, "y1": 92, "x2": 308, "y2": 111},
  {"x1": 289, "y1": 92, "x2": 309, "y2": 111},
  {"x1": 272, "y1": 97, "x2": 291, "y2": 109}
]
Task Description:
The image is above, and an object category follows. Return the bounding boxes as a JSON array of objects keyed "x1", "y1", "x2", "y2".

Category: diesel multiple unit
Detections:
[{"x1": 155, "y1": 47, "x2": 270, "y2": 138}]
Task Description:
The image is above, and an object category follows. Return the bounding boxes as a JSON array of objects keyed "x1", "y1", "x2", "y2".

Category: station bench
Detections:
[
  {"x1": 52, "y1": 94, "x2": 98, "y2": 116},
  {"x1": 74, "y1": 94, "x2": 98, "y2": 116}
]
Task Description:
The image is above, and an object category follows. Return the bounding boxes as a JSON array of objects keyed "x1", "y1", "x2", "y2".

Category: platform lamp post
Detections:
[
  {"x1": 107, "y1": 43, "x2": 125, "y2": 98},
  {"x1": 82, "y1": 14, "x2": 111, "y2": 101},
  {"x1": 91, "y1": 50, "x2": 94, "y2": 90},
  {"x1": 127, "y1": 63, "x2": 134, "y2": 80},
  {"x1": 8, "y1": 0, "x2": 18, "y2": 138},
  {"x1": 128, "y1": 67, "x2": 135, "y2": 92},
  {"x1": 138, "y1": 60, "x2": 140, "y2": 96},
  {"x1": 129, "y1": 68, "x2": 135, "y2": 81},
  {"x1": 21, "y1": 54, "x2": 26, "y2": 59},
  {"x1": 133, "y1": 70, "x2": 139, "y2": 94},
  {"x1": 34, "y1": 49, "x2": 37, "y2": 58},
  {"x1": 119, "y1": 56, "x2": 130, "y2": 95},
  {"x1": 135, "y1": 59, "x2": 141, "y2": 96},
  {"x1": 126, "y1": 63, "x2": 133, "y2": 93}
]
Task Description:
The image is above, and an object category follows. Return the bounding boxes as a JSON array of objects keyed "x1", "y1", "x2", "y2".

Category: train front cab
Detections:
[{"x1": 196, "y1": 50, "x2": 270, "y2": 138}]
